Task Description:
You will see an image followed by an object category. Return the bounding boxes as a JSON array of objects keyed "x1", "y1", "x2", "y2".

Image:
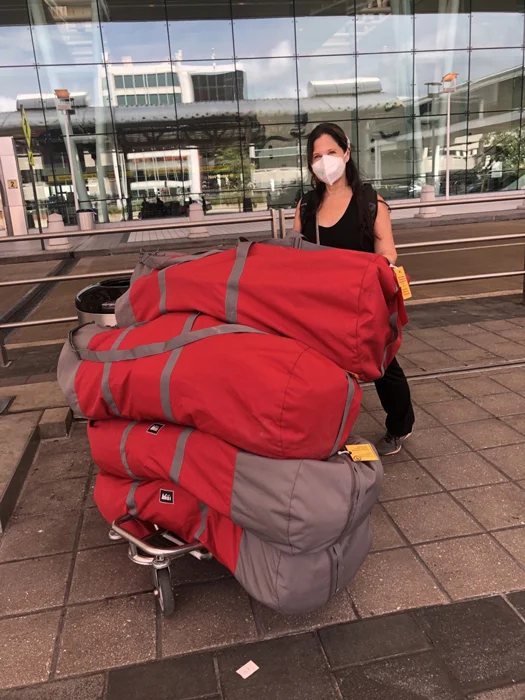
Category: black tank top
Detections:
[{"x1": 301, "y1": 187, "x2": 377, "y2": 254}]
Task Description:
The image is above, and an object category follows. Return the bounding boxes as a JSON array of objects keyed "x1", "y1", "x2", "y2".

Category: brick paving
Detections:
[{"x1": 1, "y1": 295, "x2": 525, "y2": 697}]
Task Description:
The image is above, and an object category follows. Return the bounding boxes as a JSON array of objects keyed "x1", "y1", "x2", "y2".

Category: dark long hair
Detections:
[{"x1": 303, "y1": 122, "x2": 375, "y2": 247}]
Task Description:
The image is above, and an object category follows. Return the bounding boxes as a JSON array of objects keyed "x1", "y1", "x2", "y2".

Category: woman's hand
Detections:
[{"x1": 374, "y1": 196, "x2": 397, "y2": 264}]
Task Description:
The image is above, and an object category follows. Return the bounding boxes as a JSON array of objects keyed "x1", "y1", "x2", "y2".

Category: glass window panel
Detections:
[
  {"x1": 126, "y1": 94, "x2": 137, "y2": 106},
  {"x1": 470, "y1": 49, "x2": 524, "y2": 112},
  {"x1": 117, "y1": 94, "x2": 126, "y2": 106},
  {"x1": 184, "y1": 61, "x2": 244, "y2": 104},
  {"x1": 150, "y1": 94, "x2": 159, "y2": 105},
  {"x1": 134, "y1": 75, "x2": 144, "y2": 88},
  {"x1": 37, "y1": 63, "x2": 115, "y2": 135},
  {"x1": 418, "y1": 116, "x2": 469, "y2": 194},
  {"x1": 147, "y1": 74, "x2": 157, "y2": 88},
  {"x1": 0, "y1": 3, "x2": 34, "y2": 67},
  {"x1": 357, "y1": 1, "x2": 414, "y2": 54},
  {"x1": 124, "y1": 75, "x2": 134, "y2": 89},
  {"x1": 232, "y1": 0, "x2": 295, "y2": 58},
  {"x1": 0, "y1": 67, "x2": 42, "y2": 132},
  {"x1": 415, "y1": 0, "x2": 470, "y2": 51},
  {"x1": 471, "y1": 0, "x2": 524, "y2": 49},
  {"x1": 298, "y1": 55, "x2": 356, "y2": 122},
  {"x1": 137, "y1": 94, "x2": 147, "y2": 106},
  {"x1": 115, "y1": 75, "x2": 124, "y2": 89},
  {"x1": 166, "y1": 72, "x2": 173, "y2": 86},
  {"x1": 101, "y1": 1, "x2": 170, "y2": 63},
  {"x1": 295, "y1": 0, "x2": 355, "y2": 56},
  {"x1": 239, "y1": 57, "x2": 298, "y2": 103},
  {"x1": 167, "y1": 0, "x2": 234, "y2": 61},
  {"x1": 159, "y1": 93, "x2": 169, "y2": 105},
  {"x1": 357, "y1": 53, "x2": 413, "y2": 118},
  {"x1": 414, "y1": 51, "x2": 470, "y2": 114},
  {"x1": 357, "y1": 117, "x2": 415, "y2": 183},
  {"x1": 158, "y1": 73, "x2": 167, "y2": 87},
  {"x1": 28, "y1": 0, "x2": 105, "y2": 65},
  {"x1": 467, "y1": 110, "x2": 521, "y2": 191}
]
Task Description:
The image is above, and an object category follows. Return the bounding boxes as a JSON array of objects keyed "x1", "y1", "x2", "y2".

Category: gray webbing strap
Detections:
[
  {"x1": 194, "y1": 502, "x2": 209, "y2": 539},
  {"x1": 125, "y1": 480, "x2": 141, "y2": 517},
  {"x1": 225, "y1": 239, "x2": 253, "y2": 323},
  {"x1": 169, "y1": 427, "x2": 193, "y2": 484},
  {"x1": 330, "y1": 373, "x2": 355, "y2": 456},
  {"x1": 120, "y1": 421, "x2": 139, "y2": 479},
  {"x1": 140, "y1": 248, "x2": 222, "y2": 271},
  {"x1": 160, "y1": 313, "x2": 200, "y2": 422},
  {"x1": 101, "y1": 326, "x2": 134, "y2": 417},
  {"x1": 71, "y1": 323, "x2": 265, "y2": 363}
]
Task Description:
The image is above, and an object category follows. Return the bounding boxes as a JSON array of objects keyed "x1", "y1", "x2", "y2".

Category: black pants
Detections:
[{"x1": 374, "y1": 357, "x2": 415, "y2": 437}]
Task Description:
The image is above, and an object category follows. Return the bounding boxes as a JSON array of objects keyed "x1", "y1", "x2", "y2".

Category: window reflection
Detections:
[
  {"x1": 415, "y1": 0, "x2": 470, "y2": 51},
  {"x1": 295, "y1": 0, "x2": 355, "y2": 56},
  {"x1": 470, "y1": 49, "x2": 524, "y2": 112},
  {"x1": 414, "y1": 51, "x2": 470, "y2": 114},
  {"x1": 357, "y1": 2, "x2": 414, "y2": 55},
  {"x1": 471, "y1": 0, "x2": 525, "y2": 49},
  {"x1": 232, "y1": 1, "x2": 295, "y2": 58},
  {"x1": 0, "y1": 2, "x2": 33, "y2": 67},
  {"x1": 100, "y1": 1, "x2": 170, "y2": 64}
]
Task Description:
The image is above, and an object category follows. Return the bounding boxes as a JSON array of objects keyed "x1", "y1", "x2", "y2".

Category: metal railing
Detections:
[{"x1": 1, "y1": 193, "x2": 525, "y2": 367}]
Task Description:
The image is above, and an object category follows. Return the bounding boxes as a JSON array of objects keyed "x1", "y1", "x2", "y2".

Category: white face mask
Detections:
[{"x1": 312, "y1": 154, "x2": 347, "y2": 186}]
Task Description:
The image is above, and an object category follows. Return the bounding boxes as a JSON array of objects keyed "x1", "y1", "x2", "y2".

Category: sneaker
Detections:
[{"x1": 375, "y1": 432, "x2": 412, "y2": 457}]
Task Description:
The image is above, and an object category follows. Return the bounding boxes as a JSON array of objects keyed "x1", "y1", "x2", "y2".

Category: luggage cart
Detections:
[{"x1": 110, "y1": 514, "x2": 212, "y2": 616}]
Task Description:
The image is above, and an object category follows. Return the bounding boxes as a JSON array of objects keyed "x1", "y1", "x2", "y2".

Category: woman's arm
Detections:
[
  {"x1": 374, "y1": 195, "x2": 397, "y2": 264},
  {"x1": 293, "y1": 200, "x2": 303, "y2": 233}
]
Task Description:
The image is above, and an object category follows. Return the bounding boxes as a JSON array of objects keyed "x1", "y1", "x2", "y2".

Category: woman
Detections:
[{"x1": 293, "y1": 122, "x2": 414, "y2": 456}]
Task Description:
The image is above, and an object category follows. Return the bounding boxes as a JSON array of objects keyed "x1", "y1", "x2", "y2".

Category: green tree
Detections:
[{"x1": 214, "y1": 146, "x2": 252, "y2": 190}]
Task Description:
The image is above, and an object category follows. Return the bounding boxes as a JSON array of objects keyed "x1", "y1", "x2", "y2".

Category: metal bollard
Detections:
[
  {"x1": 415, "y1": 185, "x2": 440, "y2": 219},
  {"x1": 270, "y1": 208, "x2": 279, "y2": 239},
  {"x1": 278, "y1": 208, "x2": 286, "y2": 238}
]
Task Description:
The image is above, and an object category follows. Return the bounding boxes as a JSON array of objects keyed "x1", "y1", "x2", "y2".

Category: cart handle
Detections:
[{"x1": 111, "y1": 515, "x2": 203, "y2": 558}]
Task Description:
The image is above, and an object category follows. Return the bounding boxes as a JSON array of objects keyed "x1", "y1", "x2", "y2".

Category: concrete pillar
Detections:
[
  {"x1": 187, "y1": 202, "x2": 209, "y2": 238},
  {"x1": 416, "y1": 184, "x2": 440, "y2": 218},
  {"x1": 44, "y1": 212, "x2": 71, "y2": 251}
]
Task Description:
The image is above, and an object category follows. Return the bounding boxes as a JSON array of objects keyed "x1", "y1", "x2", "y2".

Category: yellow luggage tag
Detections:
[
  {"x1": 393, "y1": 266, "x2": 412, "y2": 300},
  {"x1": 345, "y1": 443, "x2": 378, "y2": 462}
]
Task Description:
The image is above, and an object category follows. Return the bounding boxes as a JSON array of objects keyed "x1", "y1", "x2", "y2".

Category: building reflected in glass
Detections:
[{"x1": 0, "y1": 0, "x2": 523, "y2": 226}]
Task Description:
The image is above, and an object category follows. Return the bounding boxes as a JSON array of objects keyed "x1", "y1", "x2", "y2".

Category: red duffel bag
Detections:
[
  {"x1": 88, "y1": 418, "x2": 382, "y2": 554},
  {"x1": 58, "y1": 311, "x2": 361, "y2": 460},
  {"x1": 115, "y1": 239, "x2": 408, "y2": 381}
]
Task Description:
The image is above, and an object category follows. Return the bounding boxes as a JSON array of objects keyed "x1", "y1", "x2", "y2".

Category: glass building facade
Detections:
[{"x1": 0, "y1": 0, "x2": 524, "y2": 226}]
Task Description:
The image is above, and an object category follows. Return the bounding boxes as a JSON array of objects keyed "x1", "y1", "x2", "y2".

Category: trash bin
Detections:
[
  {"x1": 76, "y1": 278, "x2": 131, "y2": 327},
  {"x1": 77, "y1": 209, "x2": 95, "y2": 231}
]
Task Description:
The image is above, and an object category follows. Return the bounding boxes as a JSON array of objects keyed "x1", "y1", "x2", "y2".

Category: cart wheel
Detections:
[{"x1": 154, "y1": 568, "x2": 175, "y2": 616}]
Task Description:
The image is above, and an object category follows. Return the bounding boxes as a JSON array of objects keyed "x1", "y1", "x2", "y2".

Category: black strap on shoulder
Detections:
[{"x1": 363, "y1": 183, "x2": 379, "y2": 224}]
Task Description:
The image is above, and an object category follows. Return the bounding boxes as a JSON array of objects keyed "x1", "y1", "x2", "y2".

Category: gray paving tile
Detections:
[
  {"x1": 319, "y1": 612, "x2": 431, "y2": 669},
  {"x1": 405, "y1": 350, "x2": 456, "y2": 371},
  {"x1": 14, "y1": 476, "x2": 87, "y2": 518},
  {"x1": 493, "y1": 528, "x2": 525, "y2": 566},
  {"x1": 0, "y1": 675, "x2": 105, "y2": 700},
  {"x1": 445, "y1": 348, "x2": 501, "y2": 363},
  {"x1": 69, "y1": 545, "x2": 152, "y2": 603},
  {"x1": 481, "y1": 443, "x2": 525, "y2": 480},
  {"x1": 466, "y1": 333, "x2": 514, "y2": 352},
  {"x1": 454, "y1": 484, "x2": 525, "y2": 530},
  {"x1": 385, "y1": 494, "x2": 481, "y2": 544},
  {"x1": 508, "y1": 590, "x2": 525, "y2": 618},
  {"x1": 417, "y1": 535, "x2": 525, "y2": 600},
  {"x1": 26, "y1": 438, "x2": 92, "y2": 485},
  {"x1": 404, "y1": 427, "x2": 470, "y2": 460},
  {"x1": 335, "y1": 651, "x2": 463, "y2": 700},
  {"x1": 416, "y1": 597, "x2": 525, "y2": 692},
  {"x1": 0, "y1": 553, "x2": 70, "y2": 616},
  {"x1": 253, "y1": 590, "x2": 355, "y2": 638},
  {"x1": 349, "y1": 549, "x2": 448, "y2": 617},
  {"x1": 161, "y1": 579, "x2": 257, "y2": 657},
  {"x1": 373, "y1": 405, "x2": 439, "y2": 430},
  {"x1": 168, "y1": 553, "x2": 232, "y2": 587},
  {"x1": 502, "y1": 415, "x2": 525, "y2": 435},
  {"x1": 409, "y1": 381, "x2": 461, "y2": 405},
  {"x1": 380, "y1": 461, "x2": 442, "y2": 501},
  {"x1": 57, "y1": 594, "x2": 156, "y2": 677},
  {"x1": 494, "y1": 370, "x2": 525, "y2": 392},
  {"x1": 106, "y1": 653, "x2": 218, "y2": 700},
  {"x1": 401, "y1": 333, "x2": 435, "y2": 354},
  {"x1": 447, "y1": 324, "x2": 488, "y2": 337},
  {"x1": 472, "y1": 392, "x2": 525, "y2": 417},
  {"x1": 353, "y1": 411, "x2": 382, "y2": 436},
  {"x1": 78, "y1": 508, "x2": 112, "y2": 550},
  {"x1": 444, "y1": 376, "x2": 509, "y2": 398},
  {"x1": 468, "y1": 684, "x2": 525, "y2": 700},
  {"x1": 475, "y1": 320, "x2": 521, "y2": 333},
  {"x1": 217, "y1": 634, "x2": 340, "y2": 700},
  {"x1": 450, "y1": 420, "x2": 525, "y2": 451},
  {"x1": 420, "y1": 453, "x2": 507, "y2": 491},
  {"x1": 361, "y1": 390, "x2": 384, "y2": 412},
  {"x1": 371, "y1": 505, "x2": 406, "y2": 551},
  {"x1": 0, "y1": 610, "x2": 61, "y2": 689},
  {"x1": 0, "y1": 510, "x2": 80, "y2": 562},
  {"x1": 489, "y1": 342, "x2": 525, "y2": 360},
  {"x1": 424, "y1": 399, "x2": 491, "y2": 426}
]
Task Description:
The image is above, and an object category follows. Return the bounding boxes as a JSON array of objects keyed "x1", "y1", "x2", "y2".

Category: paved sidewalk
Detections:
[{"x1": 1, "y1": 295, "x2": 525, "y2": 697}]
